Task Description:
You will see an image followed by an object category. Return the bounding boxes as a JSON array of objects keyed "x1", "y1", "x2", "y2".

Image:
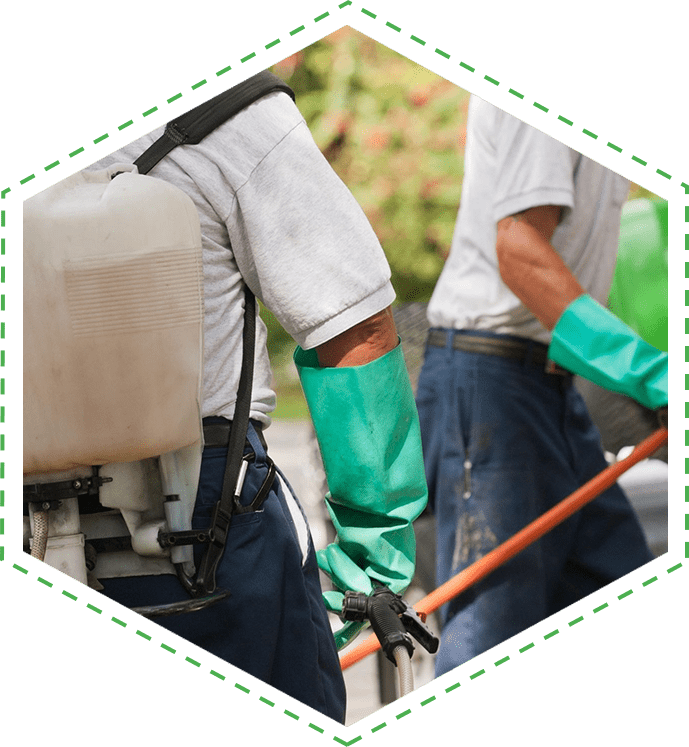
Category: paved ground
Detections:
[{"x1": 263, "y1": 418, "x2": 669, "y2": 725}]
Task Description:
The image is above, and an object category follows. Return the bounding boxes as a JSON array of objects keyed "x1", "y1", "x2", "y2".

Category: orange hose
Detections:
[{"x1": 340, "y1": 426, "x2": 668, "y2": 670}]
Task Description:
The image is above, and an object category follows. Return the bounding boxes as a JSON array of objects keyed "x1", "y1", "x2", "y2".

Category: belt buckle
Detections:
[{"x1": 544, "y1": 360, "x2": 568, "y2": 376}]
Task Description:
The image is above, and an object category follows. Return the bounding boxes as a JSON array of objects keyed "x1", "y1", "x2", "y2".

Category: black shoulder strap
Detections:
[
  {"x1": 130, "y1": 71, "x2": 294, "y2": 597},
  {"x1": 134, "y1": 71, "x2": 295, "y2": 175}
]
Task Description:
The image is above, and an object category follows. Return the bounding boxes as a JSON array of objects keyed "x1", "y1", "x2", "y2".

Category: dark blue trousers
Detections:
[
  {"x1": 416, "y1": 330, "x2": 654, "y2": 676},
  {"x1": 101, "y1": 422, "x2": 346, "y2": 722}
]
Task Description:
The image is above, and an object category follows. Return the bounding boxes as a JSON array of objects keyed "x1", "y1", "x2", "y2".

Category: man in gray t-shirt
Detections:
[
  {"x1": 417, "y1": 96, "x2": 666, "y2": 675},
  {"x1": 84, "y1": 84, "x2": 428, "y2": 720}
]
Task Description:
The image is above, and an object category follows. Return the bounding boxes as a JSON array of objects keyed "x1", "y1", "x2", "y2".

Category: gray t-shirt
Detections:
[
  {"x1": 427, "y1": 95, "x2": 630, "y2": 344},
  {"x1": 88, "y1": 91, "x2": 395, "y2": 425}
]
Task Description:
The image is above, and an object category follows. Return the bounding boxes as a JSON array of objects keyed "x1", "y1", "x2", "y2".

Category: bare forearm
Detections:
[
  {"x1": 496, "y1": 207, "x2": 584, "y2": 330},
  {"x1": 316, "y1": 306, "x2": 398, "y2": 368}
]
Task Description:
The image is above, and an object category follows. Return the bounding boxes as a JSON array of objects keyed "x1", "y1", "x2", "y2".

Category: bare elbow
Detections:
[
  {"x1": 495, "y1": 221, "x2": 522, "y2": 287},
  {"x1": 495, "y1": 206, "x2": 563, "y2": 288}
]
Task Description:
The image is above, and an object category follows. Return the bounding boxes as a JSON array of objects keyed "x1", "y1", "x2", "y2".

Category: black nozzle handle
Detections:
[
  {"x1": 368, "y1": 591, "x2": 414, "y2": 663},
  {"x1": 399, "y1": 606, "x2": 440, "y2": 654}
]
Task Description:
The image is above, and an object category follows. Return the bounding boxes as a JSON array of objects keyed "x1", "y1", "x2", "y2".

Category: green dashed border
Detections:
[
  {"x1": 353, "y1": 5, "x2": 687, "y2": 191},
  {"x1": 1, "y1": 0, "x2": 686, "y2": 197},
  {"x1": 8, "y1": 558, "x2": 685, "y2": 741},
  {"x1": 2, "y1": 0, "x2": 684, "y2": 739}
]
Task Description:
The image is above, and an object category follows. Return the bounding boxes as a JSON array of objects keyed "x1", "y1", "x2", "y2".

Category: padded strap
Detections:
[
  {"x1": 130, "y1": 70, "x2": 293, "y2": 595},
  {"x1": 135, "y1": 71, "x2": 295, "y2": 175}
]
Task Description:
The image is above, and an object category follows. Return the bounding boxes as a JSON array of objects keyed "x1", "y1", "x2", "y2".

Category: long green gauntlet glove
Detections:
[
  {"x1": 294, "y1": 342, "x2": 428, "y2": 640},
  {"x1": 548, "y1": 294, "x2": 668, "y2": 410}
]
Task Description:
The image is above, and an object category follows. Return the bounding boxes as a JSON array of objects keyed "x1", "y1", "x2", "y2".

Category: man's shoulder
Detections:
[
  {"x1": 199, "y1": 90, "x2": 304, "y2": 170},
  {"x1": 87, "y1": 90, "x2": 303, "y2": 187}
]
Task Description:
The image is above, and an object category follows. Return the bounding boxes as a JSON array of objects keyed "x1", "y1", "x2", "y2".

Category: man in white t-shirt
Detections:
[
  {"x1": 417, "y1": 95, "x2": 667, "y2": 675},
  {"x1": 86, "y1": 83, "x2": 428, "y2": 720}
]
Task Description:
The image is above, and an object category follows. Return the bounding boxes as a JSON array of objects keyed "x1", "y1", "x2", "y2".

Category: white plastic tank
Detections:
[{"x1": 24, "y1": 165, "x2": 204, "y2": 475}]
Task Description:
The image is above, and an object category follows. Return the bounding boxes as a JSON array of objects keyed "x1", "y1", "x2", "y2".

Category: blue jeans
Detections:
[
  {"x1": 416, "y1": 330, "x2": 654, "y2": 676},
  {"x1": 101, "y1": 422, "x2": 346, "y2": 722}
]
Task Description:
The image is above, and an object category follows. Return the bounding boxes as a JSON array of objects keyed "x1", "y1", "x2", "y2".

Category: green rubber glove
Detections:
[
  {"x1": 294, "y1": 342, "x2": 428, "y2": 647},
  {"x1": 548, "y1": 294, "x2": 668, "y2": 411}
]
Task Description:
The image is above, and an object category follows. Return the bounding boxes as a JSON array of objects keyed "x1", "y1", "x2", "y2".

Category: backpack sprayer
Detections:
[
  {"x1": 23, "y1": 165, "x2": 207, "y2": 605},
  {"x1": 23, "y1": 72, "x2": 294, "y2": 616}
]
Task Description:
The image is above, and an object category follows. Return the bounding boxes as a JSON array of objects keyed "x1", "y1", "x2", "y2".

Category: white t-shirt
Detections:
[
  {"x1": 427, "y1": 95, "x2": 630, "y2": 344},
  {"x1": 88, "y1": 91, "x2": 395, "y2": 424}
]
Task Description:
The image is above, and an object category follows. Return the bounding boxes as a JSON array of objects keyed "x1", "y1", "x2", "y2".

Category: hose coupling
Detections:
[{"x1": 341, "y1": 585, "x2": 439, "y2": 665}]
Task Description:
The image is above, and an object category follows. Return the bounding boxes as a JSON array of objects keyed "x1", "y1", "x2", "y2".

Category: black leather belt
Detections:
[
  {"x1": 426, "y1": 330, "x2": 571, "y2": 377},
  {"x1": 202, "y1": 417, "x2": 267, "y2": 450}
]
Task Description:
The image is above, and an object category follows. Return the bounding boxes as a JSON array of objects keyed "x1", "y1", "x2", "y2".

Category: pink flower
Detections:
[{"x1": 365, "y1": 127, "x2": 390, "y2": 150}]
